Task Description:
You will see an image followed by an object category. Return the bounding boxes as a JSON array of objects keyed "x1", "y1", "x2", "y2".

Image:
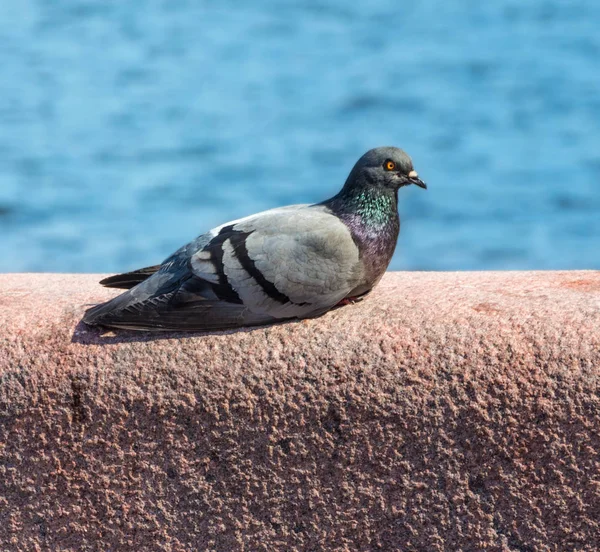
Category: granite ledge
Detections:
[{"x1": 1, "y1": 271, "x2": 599, "y2": 551}]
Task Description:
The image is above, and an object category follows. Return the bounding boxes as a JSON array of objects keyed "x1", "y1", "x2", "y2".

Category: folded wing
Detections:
[{"x1": 84, "y1": 205, "x2": 364, "y2": 331}]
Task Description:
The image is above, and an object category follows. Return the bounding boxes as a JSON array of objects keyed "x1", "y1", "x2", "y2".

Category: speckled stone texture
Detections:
[{"x1": 1, "y1": 272, "x2": 599, "y2": 551}]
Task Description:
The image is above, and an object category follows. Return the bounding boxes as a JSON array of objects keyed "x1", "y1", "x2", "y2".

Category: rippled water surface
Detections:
[{"x1": 1, "y1": 0, "x2": 599, "y2": 272}]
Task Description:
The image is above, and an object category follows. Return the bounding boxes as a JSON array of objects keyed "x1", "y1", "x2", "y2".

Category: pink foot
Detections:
[{"x1": 336, "y1": 297, "x2": 360, "y2": 307}]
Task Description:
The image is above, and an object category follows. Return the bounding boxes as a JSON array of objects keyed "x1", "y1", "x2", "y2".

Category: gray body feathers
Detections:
[{"x1": 84, "y1": 205, "x2": 366, "y2": 331}]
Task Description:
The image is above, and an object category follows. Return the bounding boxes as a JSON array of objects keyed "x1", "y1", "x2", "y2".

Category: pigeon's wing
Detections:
[
  {"x1": 190, "y1": 205, "x2": 364, "y2": 319},
  {"x1": 83, "y1": 205, "x2": 364, "y2": 331}
]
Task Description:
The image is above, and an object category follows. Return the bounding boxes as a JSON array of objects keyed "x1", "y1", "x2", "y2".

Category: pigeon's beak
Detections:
[{"x1": 407, "y1": 170, "x2": 427, "y2": 189}]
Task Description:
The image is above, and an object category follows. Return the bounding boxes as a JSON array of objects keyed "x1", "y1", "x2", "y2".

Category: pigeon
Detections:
[{"x1": 83, "y1": 147, "x2": 426, "y2": 331}]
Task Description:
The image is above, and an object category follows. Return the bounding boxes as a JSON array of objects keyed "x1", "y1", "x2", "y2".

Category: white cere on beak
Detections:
[{"x1": 408, "y1": 170, "x2": 418, "y2": 178}]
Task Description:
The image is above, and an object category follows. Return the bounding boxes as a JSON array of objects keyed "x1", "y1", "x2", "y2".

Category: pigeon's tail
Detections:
[
  {"x1": 83, "y1": 286, "x2": 152, "y2": 327},
  {"x1": 83, "y1": 296, "x2": 278, "y2": 331},
  {"x1": 83, "y1": 274, "x2": 278, "y2": 332},
  {"x1": 99, "y1": 265, "x2": 161, "y2": 289},
  {"x1": 83, "y1": 301, "x2": 276, "y2": 331}
]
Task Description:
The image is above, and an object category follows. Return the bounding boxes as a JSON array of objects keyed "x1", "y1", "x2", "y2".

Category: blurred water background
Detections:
[{"x1": 1, "y1": 0, "x2": 599, "y2": 273}]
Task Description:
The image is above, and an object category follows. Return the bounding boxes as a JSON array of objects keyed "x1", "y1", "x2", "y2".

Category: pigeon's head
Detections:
[{"x1": 347, "y1": 147, "x2": 427, "y2": 192}]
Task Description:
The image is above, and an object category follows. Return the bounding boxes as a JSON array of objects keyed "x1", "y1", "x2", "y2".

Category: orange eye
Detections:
[{"x1": 385, "y1": 160, "x2": 396, "y2": 171}]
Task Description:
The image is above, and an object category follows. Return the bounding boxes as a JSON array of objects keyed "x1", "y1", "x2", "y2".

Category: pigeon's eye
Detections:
[{"x1": 384, "y1": 160, "x2": 396, "y2": 171}]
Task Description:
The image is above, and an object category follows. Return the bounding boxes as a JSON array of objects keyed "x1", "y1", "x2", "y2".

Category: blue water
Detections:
[{"x1": 1, "y1": 0, "x2": 599, "y2": 273}]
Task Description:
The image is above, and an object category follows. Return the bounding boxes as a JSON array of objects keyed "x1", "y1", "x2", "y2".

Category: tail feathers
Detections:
[
  {"x1": 100, "y1": 265, "x2": 161, "y2": 289},
  {"x1": 83, "y1": 288, "x2": 147, "y2": 326},
  {"x1": 87, "y1": 264, "x2": 280, "y2": 331},
  {"x1": 83, "y1": 290, "x2": 278, "y2": 332},
  {"x1": 84, "y1": 303, "x2": 276, "y2": 331}
]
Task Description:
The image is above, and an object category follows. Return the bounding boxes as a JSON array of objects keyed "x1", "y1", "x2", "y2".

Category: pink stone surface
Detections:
[{"x1": 1, "y1": 271, "x2": 599, "y2": 551}]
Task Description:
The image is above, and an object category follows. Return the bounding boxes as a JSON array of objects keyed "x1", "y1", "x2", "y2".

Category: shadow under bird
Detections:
[{"x1": 83, "y1": 147, "x2": 427, "y2": 331}]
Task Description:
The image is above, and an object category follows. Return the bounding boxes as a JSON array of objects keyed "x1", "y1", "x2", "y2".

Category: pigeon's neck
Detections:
[
  {"x1": 324, "y1": 187, "x2": 400, "y2": 279},
  {"x1": 327, "y1": 186, "x2": 399, "y2": 233}
]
